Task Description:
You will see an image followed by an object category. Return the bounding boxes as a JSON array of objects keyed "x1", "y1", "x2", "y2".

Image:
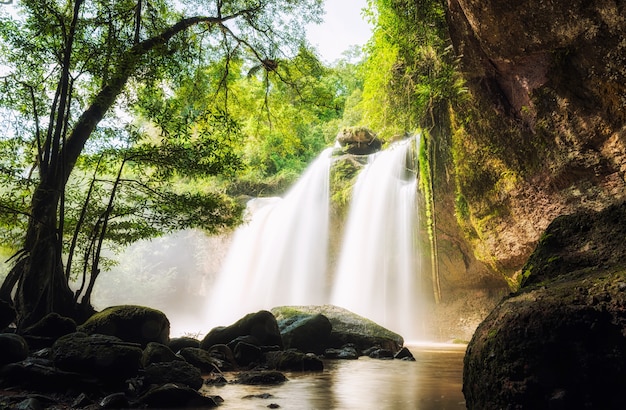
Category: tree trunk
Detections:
[{"x1": 11, "y1": 183, "x2": 77, "y2": 329}]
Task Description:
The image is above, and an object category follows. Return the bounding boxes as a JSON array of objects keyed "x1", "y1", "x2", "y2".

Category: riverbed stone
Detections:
[
  {"x1": 142, "y1": 342, "x2": 182, "y2": 367},
  {"x1": 265, "y1": 349, "x2": 324, "y2": 371},
  {"x1": 78, "y1": 305, "x2": 170, "y2": 347},
  {"x1": 324, "y1": 345, "x2": 359, "y2": 360},
  {"x1": 51, "y1": 332, "x2": 142, "y2": 382},
  {"x1": 200, "y1": 310, "x2": 283, "y2": 350},
  {"x1": 178, "y1": 347, "x2": 221, "y2": 373},
  {"x1": 143, "y1": 360, "x2": 203, "y2": 390},
  {"x1": 236, "y1": 370, "x2": 288, "y2": 385}
]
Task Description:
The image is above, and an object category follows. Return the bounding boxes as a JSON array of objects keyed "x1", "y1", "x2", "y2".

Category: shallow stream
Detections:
[{"x1": 201, "y1": 343, "x2": 466, "y2": 410}]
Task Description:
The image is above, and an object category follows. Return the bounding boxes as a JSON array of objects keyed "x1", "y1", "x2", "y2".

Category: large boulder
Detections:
[
  {"x1": 51, "y1": 332, "x2": 143, "y2": 382},
  {"x1": 200, "y1": 310, "x2": 282, "y2": 350},
  {"x1": 272, "y1": 305, "x2": 404, "y2": 353},
  {"x1": 335, "y1": 127, "x2": 382, "y2": 155},
  {"x1": 463, "y1": 204, "x2": 626, "y2": 409},
  {"x1": 78, "y1": 305, "x2": 170, "y2": 347},
  {"x1": 278, "y1": 313, "x2": 332, "y2": 354}
]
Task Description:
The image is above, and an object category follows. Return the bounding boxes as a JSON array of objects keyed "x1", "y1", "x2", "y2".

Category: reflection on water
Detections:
[{"x1": 201, "y1": 344, "x2": 466, "y2": 410}]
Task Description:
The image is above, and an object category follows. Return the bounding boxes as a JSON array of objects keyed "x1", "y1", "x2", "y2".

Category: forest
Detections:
[{"x1": 0, "y1": 0, "x2": 455, "y2": 329}]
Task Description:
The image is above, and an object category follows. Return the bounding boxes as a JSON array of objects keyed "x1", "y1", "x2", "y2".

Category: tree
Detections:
[{"x1": 0, "y1": 0, "x2": 322, "y2": 328}]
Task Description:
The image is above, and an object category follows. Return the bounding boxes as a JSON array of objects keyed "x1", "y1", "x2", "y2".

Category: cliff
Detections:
[{"x1": 434, "y1": 0, "x2": 626, "y2": 290}]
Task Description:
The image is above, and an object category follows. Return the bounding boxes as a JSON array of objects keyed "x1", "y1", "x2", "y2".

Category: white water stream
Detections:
[
  {"x1": 205, "y1": 137, "x2": 425, "y2": 341},
  {"x1": 205, "y1": 147, "x2": 334, "y2": 326}
]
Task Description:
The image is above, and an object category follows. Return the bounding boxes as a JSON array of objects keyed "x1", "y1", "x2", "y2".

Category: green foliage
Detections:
[
  {"x1": 0, "y1": 0, "x2": 328, "y2": 315},
  {"x1": 355, "y1": 0, "x2": 466, "y2": 139}
]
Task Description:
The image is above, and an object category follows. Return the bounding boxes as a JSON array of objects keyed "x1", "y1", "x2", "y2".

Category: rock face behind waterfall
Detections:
[{"x1": 463, "y1": 203, "x2": 626, "y2": 409}]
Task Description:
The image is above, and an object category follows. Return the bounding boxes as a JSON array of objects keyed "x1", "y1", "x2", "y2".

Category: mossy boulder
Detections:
[
  {"x1": 464, "y1": 203, "x2": 626, "y2": 409},
  {"x1": 272, "y1": 305, "x2": 404, "y2": 353},
  {"x1": 78, "y1": 305, "x2": 170, "y2": 347}
]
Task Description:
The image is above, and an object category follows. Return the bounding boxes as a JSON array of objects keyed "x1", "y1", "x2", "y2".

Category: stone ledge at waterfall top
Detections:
[
  {"x1": 272, "y1": 304, "x2": 405, "y2": 353},
  {"x1": 335, "y1": 127, "x2": 382, "y2": 156}
]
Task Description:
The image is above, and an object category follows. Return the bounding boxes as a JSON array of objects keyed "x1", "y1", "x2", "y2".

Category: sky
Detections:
[{"x1": 306, "y1": 0, "x2": 373, "y2": 63}]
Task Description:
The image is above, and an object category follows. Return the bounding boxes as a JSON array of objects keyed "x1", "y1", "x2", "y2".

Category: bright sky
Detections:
[{"x1": 306, "y1": 0, "x2": 373, "y2": 64}]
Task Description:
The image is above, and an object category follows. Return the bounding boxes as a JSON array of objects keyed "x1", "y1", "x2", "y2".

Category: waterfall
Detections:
[
  {"x1": 206, "y1": 138, "x2": 425, "y2": 341},
  {"x1": 331, "y1": 137, "x2": 423, "y2": 341},
  {"x1": 205, "y1": 147, "x2": 334, "y2": 326}
]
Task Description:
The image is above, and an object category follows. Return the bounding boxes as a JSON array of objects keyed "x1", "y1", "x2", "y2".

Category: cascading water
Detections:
[
  {"x1": 330, "y1": 137, "x2": 423, "y2": 341},
  {"x1": 205, "y1": 147, "x2": 334, "y2": 326},
  {"x1": 206, "y1": 137, "x2": 425, "y2": 341}
]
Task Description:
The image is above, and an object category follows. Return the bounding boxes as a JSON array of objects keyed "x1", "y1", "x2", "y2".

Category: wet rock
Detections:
[
  {"x1": 78, "y1": 305, "x2": 170, "y2": 347},
  {"x1": 278, "y1": 313, "x2": 332, "y2": 354},
  {"x1": 204, "y1": 374, "x2": 228, "y2": 386},
  {"x1": 51, "y1": 332, "x2": 142, "y2": 382},
  {"x1": 21, "y1": 313, "x2": 76, "y2": 350},
  {"x1": 200, "y1": 310, "x2": 283, "y2": 350},
  {"x1": 0, "y1": 333, "x2": 28, "y2": 365},
  {"x1": 144, "y1": 360, "x2": 203, "y2": 390},
  {"x1": 324, "y1": 345, "x2": 359, "y2": 360},
  {"x1": 142, "y1": 342, "x2": 182, "y2": 367},
  {"x1": 178, "y1": 347, "x2": 221, "y2": 373},
  {"x1": 236, "y1": 370, "x2": 287, "y2": 385},
  {"x1": 368, "y1": 348, "x2": 394, "y2": 360},
  {"x1": 206, "y1": 344, "x2": 238, "y2": 370},
  {"x1": 265, "y1": 350, "x2": 324, "y2": 371},
  {"x1": 168, "y1": 336, "x2": 200, "y2": 353},
  {"x1": 394, "y1": 346, "x2": 416, "y2": 361},
  {"x1": 272, "y1": 305, "x2": 403, "y2": 353},
  {"x1": 139, "y1": 383, "x2": 219, "y2": 408},
  {"x1": 233, "y1": 341, "x2": 262, "y2": 367}
]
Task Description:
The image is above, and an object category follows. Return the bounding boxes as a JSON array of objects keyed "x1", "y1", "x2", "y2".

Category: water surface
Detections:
[{"x1": 202, "y1": 343, "x2": 466, "y2": 410}]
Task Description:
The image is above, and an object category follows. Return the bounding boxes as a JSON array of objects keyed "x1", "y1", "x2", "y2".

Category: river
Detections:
[{"x1": 201, "y1": 343, "x2": 466, "y2": 410}]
